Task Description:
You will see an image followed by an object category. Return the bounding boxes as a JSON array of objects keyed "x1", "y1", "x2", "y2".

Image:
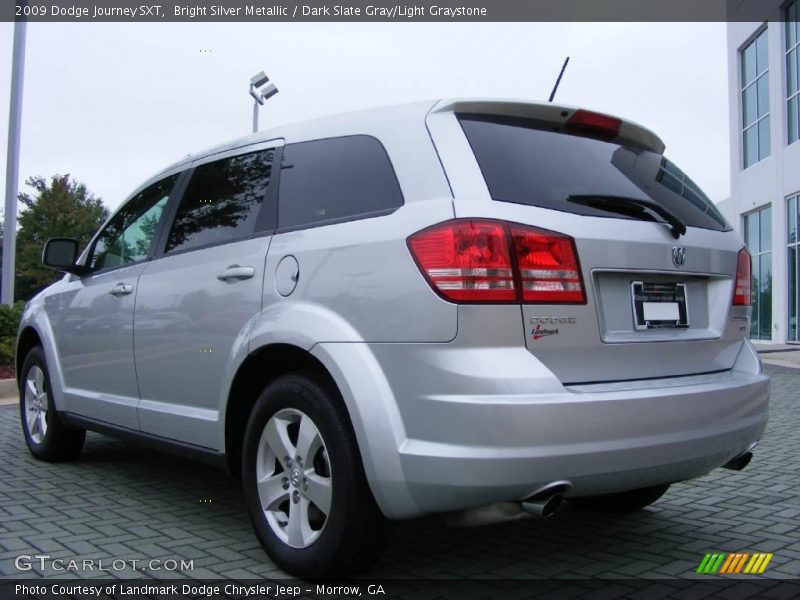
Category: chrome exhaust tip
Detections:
[
  {"x1": 722, "y1": 451, "x2": 753, "y2": 471},
  {"x1": 520, "y1": 480, "x2": 571, "y2": 518},
  {"x1": 521, "y1": 493, "x2": 563, "y2": 518}
]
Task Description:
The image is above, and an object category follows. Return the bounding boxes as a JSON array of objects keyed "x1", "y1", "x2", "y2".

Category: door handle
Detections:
[
  {"x1": 108, "y1": 283, "x2": 133, "y2": 297},
  {"x1": 217, "y1": 265, "x2": 255, "y2": 282}
]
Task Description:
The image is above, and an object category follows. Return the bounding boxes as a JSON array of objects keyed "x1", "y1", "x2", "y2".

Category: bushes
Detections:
[{"x1": 0, "y1": 302, "x2": 25, "y2": 365}]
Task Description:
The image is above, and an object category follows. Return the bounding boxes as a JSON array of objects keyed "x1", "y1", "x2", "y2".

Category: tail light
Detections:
[
  {"x1": 510, "y1": 225, "x2": 586, "y2": 303},
  {"x1": 733, "y1": 248, "x2": 752, "y2": 306},
  {"x1": 407, "y1": 220, "x2": 515, "y2": 302},
  {"x1": 407, "y1": 219, "x2": 585, "y2": 304}
]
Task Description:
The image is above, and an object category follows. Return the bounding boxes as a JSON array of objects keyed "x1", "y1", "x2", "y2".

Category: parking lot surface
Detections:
[{"x1": 0, "y1": 365, "x2": 798, "y2": 581}]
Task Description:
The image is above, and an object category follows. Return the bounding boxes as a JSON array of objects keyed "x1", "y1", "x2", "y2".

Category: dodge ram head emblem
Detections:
[{"x1": 672, "y1": 246, "x2": 686, "y2": 268}]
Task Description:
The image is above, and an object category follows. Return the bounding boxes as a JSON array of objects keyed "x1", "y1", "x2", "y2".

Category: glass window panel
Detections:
[
  {"x1": 743, "y1": 124, "x2": 758, "y2": 167},
  {"x1": 742, "y1": 41, "x2": 757, "y2": 85},
  {"x1": 758, "y1": 117, "x2": 771, "y2": 160},
  {"x1": 745, "y1": 212, "x2": 759, "y2": 253},
  {"x1": 757, "y1": 73, "x2": 770, "y2": 117},
  {"x1": 166, "y1": 149, "x2": 273, "y2": 254},
  {"x1": 760, "y1": 205, "x2": 772, "y2": 252},
  {"x1": 756, "y1": 29, "x2": 769, "y2": 74},
  {"x1": 789, "y1": 196, "x2": 798, "y2": 245},
  {"x1": 750, "y1": 256, "x2": 760, "y2": 338},
  {"x1": 659, "y1": 170, "x2": 684, "y2": 195},
  {"x1": 796, "y1": 5, "x2": 800, "y2": 46},
  {"x1": 277, "y1": 136, "x2": 404, "y2": 230},
  {"x1": 790, "y1": 96, "x2": 800, "y2": 145},
  {"x1": 456, "y1": 115, "x2": 730, "y2": 231},
  {"x1": 795, "y1": 196, "x2": 800, "y2": 232},
  {"x1": 663, "y1": 158, "x2": 685, "y2": 179},
  {"x1": 90, "y1": 175, "x2": 177, "y2": 271},
  {"x1": 743, "y1": 83, "x2": 758, "y2": 127},
  {"x1": 789, "y1": 5, "x2": 797, "y2": 49},
  {"x1": 793, "y1": 1, "x2": 799, "y2": 46},
  {"x1": 759, "y1": 253, "x2": 772, "y2": 340},
  {"x1": 788, "y1": 50, "x2": 798, "y2": 97},
  {"x1": 789, "y1": 245, "x2": 797, "y2": 342}
]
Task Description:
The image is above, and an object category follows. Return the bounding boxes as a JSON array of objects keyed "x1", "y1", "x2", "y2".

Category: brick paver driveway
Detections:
[{"x1": 1, "y1": 365, "x2": 798, "y2": 580}]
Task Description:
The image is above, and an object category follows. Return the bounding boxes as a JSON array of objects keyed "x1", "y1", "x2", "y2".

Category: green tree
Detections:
[{"x1": 15, "y1": 174, "x2": 109, "y2": 301}]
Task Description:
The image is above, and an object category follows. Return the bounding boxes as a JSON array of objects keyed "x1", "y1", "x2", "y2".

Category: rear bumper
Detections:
[{"x1": 356, "y1": 338, "x2": 768, "y2": 518}]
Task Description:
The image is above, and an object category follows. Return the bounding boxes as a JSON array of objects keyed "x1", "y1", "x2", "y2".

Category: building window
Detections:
[
  {"x1": 788, "y1": 1, "x2": 800, "y2": 144},
  {"x1": 789, "y1": 195, "x2": 799, "y2": 342},
  {"x1": 741, "y1": 28, "x2": 771, "y2": 168},
  {"x1": 745, "y1": 206, "x2": 772, "y2": 340}
]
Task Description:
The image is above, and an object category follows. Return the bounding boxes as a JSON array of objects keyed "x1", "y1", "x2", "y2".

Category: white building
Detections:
[{"x1": 720, "y1": 2, "x2": 800, "y2": 344}]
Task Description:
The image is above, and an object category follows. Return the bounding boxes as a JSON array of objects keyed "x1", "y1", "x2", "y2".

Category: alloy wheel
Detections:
[
  {"x1": 24, "y1": 365, "x2": 49, "y2": 444},
  {"x1": 255, "y1": 408, "x2": 332, "y2": 548}
]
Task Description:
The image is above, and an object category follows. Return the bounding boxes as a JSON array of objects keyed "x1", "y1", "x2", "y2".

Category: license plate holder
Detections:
[{"x1": 631, "y1": 281, "x2": 689, "y2": 330}]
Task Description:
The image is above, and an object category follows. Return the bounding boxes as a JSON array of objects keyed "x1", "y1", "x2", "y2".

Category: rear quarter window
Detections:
[
  {"x1": 277, "y1": 135, "x2": 403, "y2": 230},
  {"x1": 458, "y1": 113, "x2": 729, "y2": 232}
]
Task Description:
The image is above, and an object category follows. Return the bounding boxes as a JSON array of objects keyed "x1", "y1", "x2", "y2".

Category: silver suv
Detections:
[{"x1": 17, "y1": 99, "x2": 769, "y2": 578}]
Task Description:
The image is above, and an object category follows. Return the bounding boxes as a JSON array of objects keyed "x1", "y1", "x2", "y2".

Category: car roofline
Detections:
[{"x1": 143, "y1": 96, "x2": 666, "y2": 190}]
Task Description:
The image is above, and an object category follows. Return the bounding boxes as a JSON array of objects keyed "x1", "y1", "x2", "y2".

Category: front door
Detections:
[{"x1": 53, "y1": 174, "x2": 179, "y2": 428}]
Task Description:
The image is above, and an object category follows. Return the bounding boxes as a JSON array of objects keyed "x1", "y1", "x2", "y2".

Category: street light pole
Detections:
[
  {"x1": 249, "y1": 71, "x2": 278, "y2": 134},
  {"x1": 2, "y1": 18, "x2": 27, "y2": 306}
]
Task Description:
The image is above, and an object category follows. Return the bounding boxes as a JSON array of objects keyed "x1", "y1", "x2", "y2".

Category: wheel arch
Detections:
[
  {"x1": 224, "y1": 343, "x2": 339, "y2": 479},
  {"x1": 223, "y1": 340, "x2": 418, "y2": 519},
  {"x1": 16, "y1": 326, "x2": 43, "y2": 384}
]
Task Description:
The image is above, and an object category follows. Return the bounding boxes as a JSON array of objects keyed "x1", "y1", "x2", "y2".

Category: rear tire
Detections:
[
  {"x1": 19, "y1": 346, "x2": 85, "y2": 461},
  {"x1": 242, "y1": 371, "x2": 386, "y2": 578},
  {"x1": 569, "y1": 484, "x2": 670, "y2": 512}
]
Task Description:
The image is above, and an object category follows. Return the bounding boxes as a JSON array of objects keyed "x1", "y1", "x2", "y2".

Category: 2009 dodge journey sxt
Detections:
[{"x1": 16, "y1": 99, "x2": 769, "y2": 578}]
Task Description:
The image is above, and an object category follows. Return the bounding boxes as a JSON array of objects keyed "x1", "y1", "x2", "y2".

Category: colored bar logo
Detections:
[{"x1": 697, "y1": 552, "x2": 773, "y2": 574}]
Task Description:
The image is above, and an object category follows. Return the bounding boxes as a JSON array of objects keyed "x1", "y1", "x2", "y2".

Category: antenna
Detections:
[{"x1": 548, "y1": 56, "x2": 570, "y2": 103}]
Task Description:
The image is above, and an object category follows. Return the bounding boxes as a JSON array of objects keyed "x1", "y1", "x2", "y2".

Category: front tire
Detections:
[
  {"x1": 242, "y1": 371, "x2": 386, "y2": 578},
  {"x1": 19, "y1": 346, "x2": 85, "y2": 461},
  {"x1": 569, "y1": 484, "x2": 670, "y2": 512}
]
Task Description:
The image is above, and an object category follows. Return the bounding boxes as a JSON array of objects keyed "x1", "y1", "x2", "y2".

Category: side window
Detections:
[
  {"x1": 88, "y1": 174, "x2": 178, "y2": 272},
  {"x1": 165, "y1": 149, "x2": 273, "y2": 254},
  {"x1": 277, "y1": 136, "x2": 403, "y2": 230}
]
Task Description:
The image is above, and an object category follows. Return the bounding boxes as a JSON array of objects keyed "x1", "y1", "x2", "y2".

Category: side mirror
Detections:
[{"x1": 42, "y1": 238, "x2": 86, "y2": 275}]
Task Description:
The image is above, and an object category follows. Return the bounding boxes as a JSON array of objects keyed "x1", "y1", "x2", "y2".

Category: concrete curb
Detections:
[
  {"x1": 761, "y1": 357, "x2": 800, "y2": 370},
  {"x1": 0, "y1": 378, "x2": 18, "y2": 398}
]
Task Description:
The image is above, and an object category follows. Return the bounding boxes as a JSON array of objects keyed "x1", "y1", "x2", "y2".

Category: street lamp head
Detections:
[
  {"x1": 249, "y1": 71, "x2": 279, "y2": 105},
  {"x1": 250, "y1": 71, "x2": 270, "y2": 88},
  {"x1": 259, "y1": 81, "x2": 279, "y2": 102}
]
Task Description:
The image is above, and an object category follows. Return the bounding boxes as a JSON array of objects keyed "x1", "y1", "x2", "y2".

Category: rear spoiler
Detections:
[{"x1": 429, "y1": 98, "x2": 665, "y2": 155}]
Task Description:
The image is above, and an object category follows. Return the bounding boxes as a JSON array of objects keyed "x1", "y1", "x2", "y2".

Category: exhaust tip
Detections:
[
  {"x1": 520, "y1": 494, "x2": 563, "y2": 518},
  {"x1": 540, "y1": 493, "x2": 563, "y2": 518},
  {"x1": 722, "y1": 451, "x2": 753, "y2": 471},
  {"x1": 520, "y1": 489, "x2": 566, "y2": 518}
]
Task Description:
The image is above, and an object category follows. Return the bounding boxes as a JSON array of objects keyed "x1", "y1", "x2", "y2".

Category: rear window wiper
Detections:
[{"x1": 567, "y1": 195, "x2": 687, "y2": 239}]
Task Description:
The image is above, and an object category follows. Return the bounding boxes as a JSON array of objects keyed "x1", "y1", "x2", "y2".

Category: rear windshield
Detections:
[{"x1": 458, "y1": 113, "x2": 730, "y2": 232}]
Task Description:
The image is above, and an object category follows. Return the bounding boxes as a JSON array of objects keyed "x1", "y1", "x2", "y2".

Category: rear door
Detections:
[
  {"x1": 134, "y1": 141, "x2": 281, "y2": 448},
  {"x1": 430, "y1": 106, "x2": 747, "y2": 383}
]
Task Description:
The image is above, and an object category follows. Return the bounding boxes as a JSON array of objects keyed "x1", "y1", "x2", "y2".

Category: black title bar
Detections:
[{"x1": 0, "y1": 0, "x2": 787, "y2": 23}]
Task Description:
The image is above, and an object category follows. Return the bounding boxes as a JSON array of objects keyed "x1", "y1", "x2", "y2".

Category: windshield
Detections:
[{"x1": 458, "y1": 113, "x2": 730, "y2": 232}]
